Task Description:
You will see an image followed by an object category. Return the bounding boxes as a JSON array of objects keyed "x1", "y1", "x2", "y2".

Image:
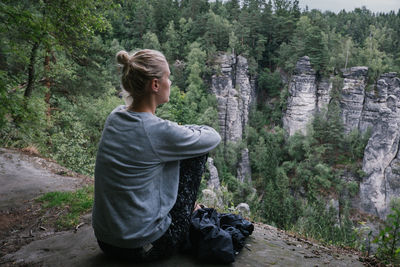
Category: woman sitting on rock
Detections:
[{"x1": 92, "y1": 49, "x2": 221, "y2": 262}]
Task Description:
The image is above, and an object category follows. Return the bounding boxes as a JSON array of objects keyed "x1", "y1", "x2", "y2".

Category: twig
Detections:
[{"x1": 74, "y1": 222, "x2": 84, "y2": 232}]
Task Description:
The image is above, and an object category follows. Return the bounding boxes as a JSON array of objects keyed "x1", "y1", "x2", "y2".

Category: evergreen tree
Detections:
[
  {"x1": 163, "y1": 21, "x2": 180, "y2": 61},
  {"x1": 141, "y1": 32, "x2": 159, "y2": 51}
]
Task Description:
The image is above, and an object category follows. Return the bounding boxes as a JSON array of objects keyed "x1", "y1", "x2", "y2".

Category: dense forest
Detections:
[{"x1": 1, "y1": 0, "x2": 400, "y2": 263}]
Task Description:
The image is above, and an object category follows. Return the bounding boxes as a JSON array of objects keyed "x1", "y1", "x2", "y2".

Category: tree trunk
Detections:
[
  {"x1": 24, "y1": 42, "x2": 39, "y2": 98},
  {"x1": 44, "y1": 49, "x2": 52, "y2": 117}
]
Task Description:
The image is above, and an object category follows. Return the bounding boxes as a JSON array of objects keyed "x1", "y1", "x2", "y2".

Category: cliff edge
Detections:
[{"x1": 0, "y1": 148, "x2": 364, "y2": 266}]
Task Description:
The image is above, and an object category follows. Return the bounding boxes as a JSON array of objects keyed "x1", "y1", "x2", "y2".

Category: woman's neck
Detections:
[{"x1": 129, "y1": 96, "x2": 157, "y2": 114}]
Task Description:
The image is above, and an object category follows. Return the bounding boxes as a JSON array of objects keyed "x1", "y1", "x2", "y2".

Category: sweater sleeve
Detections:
[{"x1": 146, "y1": 119, "x2": 221, "y2": 162}]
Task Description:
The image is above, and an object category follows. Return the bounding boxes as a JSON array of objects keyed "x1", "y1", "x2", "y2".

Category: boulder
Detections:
[{"x1": 235, "y1": 203, "x2": 251, "y2": 218}]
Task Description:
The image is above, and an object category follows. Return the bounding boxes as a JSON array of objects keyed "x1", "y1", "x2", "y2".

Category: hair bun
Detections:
[{"x1": 116, "y1": 50, "x2": 130, "y2": 65}]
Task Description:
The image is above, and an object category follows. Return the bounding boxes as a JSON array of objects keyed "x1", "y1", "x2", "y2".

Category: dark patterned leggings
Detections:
[{"x1": 97, "y1": 154, "x2": 208, "y2": 262}]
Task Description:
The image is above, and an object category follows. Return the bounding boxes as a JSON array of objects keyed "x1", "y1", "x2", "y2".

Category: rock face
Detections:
[
  {"x1": 283, "y1": 56, "x2": 317, "y2": 136},
  {"x1": 340, "y1": 67, "x2": 368, "y2": 133},
  {"x1": 0, "y1": 148, "x2": 86, "y2": 210},
  {"x1": 235, "y1": 203, "x2": 251, "y2": 217},
  {"x1": 283, "y1": 56, "x2": 333, "y2": 136},
  {"x1": 211, "y1": 53, "x2": 255, "y2": 143},
  {"x1": 206, "y1": 157, "x2": 220, "y2": 189},
  {"x1": 360, "y1": 73, "x2": 400, "y2": 218},
  {"x1": 316, "y1": 77, "x2": 332, "y2": 111},
  {"x1": 210, "y1": 53, "x2": 255, "y2": 182},
  {"x1": 284, "y1": 56, "x2": 400, "y2": 218},
  {"x1": 237, "y1": 148, "x2": 252, "y2": 182}
]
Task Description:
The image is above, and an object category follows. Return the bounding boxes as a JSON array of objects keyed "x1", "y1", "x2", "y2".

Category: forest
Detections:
[{"x1": 1, "y1": 0, "x2": 400, "y2": 263}]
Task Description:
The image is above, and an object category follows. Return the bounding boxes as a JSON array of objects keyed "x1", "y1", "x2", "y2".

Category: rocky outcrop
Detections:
[
  {"x1": 316, "y1": 77, "x2": 332, "y2": 111},
  {"x1": 284, "y1": 57, "x2": 400, "y2": 218},
  {"x1": 206, "y1": 157, "x2": 220, "y2": 189},
  {"x1": 210, "y1": 53, "x2": 255, "y2": 181},
  {"x1": 283, "y1": 59, "x2": 370, "y2": 137},
  {"x1": 340, "y1": 67, "x2": 368, "y2": 133},
  {"x1": 283, "y1": 56, "x2": 317, "y2": 136},
  {"x1": 235, "y1": 203, "x2": 251, "y2": 217},
  {"x1": 211, "y1": 53, "x2": 255, "y2": 143},
  {"x1": 360, "y1": 73, "x2": 400, "y2": 218},
  {"x1": 237, "y1": 148, "x2": 252, "y2": 182}
]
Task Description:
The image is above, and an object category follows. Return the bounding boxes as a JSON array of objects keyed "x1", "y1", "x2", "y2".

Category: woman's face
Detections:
[{"x1": 156, "y1": 63, "x2": 171, "y2": 105}]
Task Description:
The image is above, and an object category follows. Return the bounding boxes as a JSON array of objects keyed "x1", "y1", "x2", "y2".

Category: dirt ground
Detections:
[
  {"x1": 0, "y1": 148, "x2": 368, "y2": 267},
  {"x1": 0, "y1": 148, "x2": 91, "y2": 259}
]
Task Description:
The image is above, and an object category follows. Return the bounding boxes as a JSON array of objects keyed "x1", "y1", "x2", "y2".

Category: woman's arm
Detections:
[{"x1": 145, "y1": 119, "x2": 221, "y2": 162}]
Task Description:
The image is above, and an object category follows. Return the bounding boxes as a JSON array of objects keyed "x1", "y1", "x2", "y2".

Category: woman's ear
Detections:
[{"x1": 151, "y1": 78, "x2": 159, "y2": 93}]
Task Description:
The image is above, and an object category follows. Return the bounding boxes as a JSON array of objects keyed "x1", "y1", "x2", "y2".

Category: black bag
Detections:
[{"x1": 189, "y1": 208, "x2": 254, "y2": 264}]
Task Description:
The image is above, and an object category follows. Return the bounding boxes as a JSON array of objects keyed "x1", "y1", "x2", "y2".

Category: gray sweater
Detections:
[{"x1": 92, "y1": 105, "x2": 221, "y2": 248}]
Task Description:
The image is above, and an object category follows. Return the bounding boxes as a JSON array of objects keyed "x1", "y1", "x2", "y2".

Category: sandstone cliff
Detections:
[
  {"x1": 282, "y1": 56, "x2": 317, "y2": 136},
  {"x1": 283, "y1": 56, "x2": 400, "y2": 219},
  {"x1": 360, "y1": 73, "x2": 400, "y2": 218},
  {"x1": 210, "y1": 53, "x2": 255, "y2": 182}
]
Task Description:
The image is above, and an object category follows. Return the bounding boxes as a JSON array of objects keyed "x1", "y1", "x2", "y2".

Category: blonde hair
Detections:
[{"x1": 116, "y1": 49, "x2": 167, "y2": 106}]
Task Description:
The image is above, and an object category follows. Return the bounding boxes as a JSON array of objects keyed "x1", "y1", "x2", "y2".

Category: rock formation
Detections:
[
  {"x1": 316, "y1": 77, "x2": 332, "y2": 111},
  {"x1": 210, "y1": 53, "x2": 255, "y2": 143},
  {"x1": 360, "y1": 73, "x2": 400, "y2": 218},
  {"x1": 237, "y1": 148, "x2": 252, "y2": 182},
  {"x1": 210, "y1": 53, "x2": 255, "y2": 182},
  {"x1": 206, "y1": 157, "x2": 220, "y2": 189},
  {"x1": 283, "y1": 56, "x2": 334, "y2": 136},
  {"x1": 340, "y1": 67, "x2": 368, "y2": 133},
  {"x1": 283, "y1": 56, "x2": 317, "y2": 136},
  {"x1": 235, "y1": 203, "x2": 251, "y2": 217},
  {"x1": 283, "y1": 56, "x2": 400, "y2": 218}
]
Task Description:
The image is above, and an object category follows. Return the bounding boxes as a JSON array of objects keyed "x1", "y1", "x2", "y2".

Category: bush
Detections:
[
  {"x1": 0, "y1": 85, "x2": 49, "y2": 150},
  {"x1": 293, "y1": 200, "x2": 355, "y2": 246},
  {"x1": 374, "y1": 200, "x2": 400, "y2": 265},
  {"x1": 48, "y1": 89, "x2": 122, "y2": 175}
]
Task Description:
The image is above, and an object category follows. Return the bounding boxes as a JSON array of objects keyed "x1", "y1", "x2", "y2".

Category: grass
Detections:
[{"x1": 36, "y1": 186, "x2": 94, "y2": 229}]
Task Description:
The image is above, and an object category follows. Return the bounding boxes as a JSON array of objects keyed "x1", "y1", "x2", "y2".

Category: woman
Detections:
[{"x1": 92, "y1": 49, "x2": 221, "y2": 261}]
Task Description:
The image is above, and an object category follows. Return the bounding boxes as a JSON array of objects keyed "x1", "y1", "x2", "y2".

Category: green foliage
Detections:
[
  {"x1": 142, "y1": 31, "x2": 161, "y2": 50},
  {"x1": 250, "y1": 128, "x2": 284, "y2": 188},
  {"x1": 0, "y1": 72, "x2": 7, "y2": 128},
  {"x1": 0, "y1": 0, "x2": 112, "y2": 97},
  {"x1": 247, "y1": 85, "x2": 369, "y2": 245},
  {"x1": 203, "y1": 10, "x2": 231, "y2": 51},
  {"x1": 293, "y1": 201, "x2": 356, "y2": 246},
  {"x1": 36, "y1": 186, "x2": 94, "y2": 229},
  {"x1": 278, "y1": 15, "x2": 329, "y2": 74},
  {"x1": 163, "y1": 21, "x2": 180, "y2": 62},
  {"x1": 258, "y1": 68, "x2": 283, "y2": 98},
  {"x1": 345, "y1": 128, "x2": 371, "y2": 164},
  {"x1": 359, "y1": 25, "x2": 393, "y2": 83},
  {"x1": 0, "y1": 86, "x2": 48, "y2": 150},
  {"x1": 373, "y1": 199, "x2": 400, "y2": 265},
  {"x1": 48, "y1": 89, "x2": 122, "y2": 175},
  {"x1": 261, "y1": 167, "x2": 301, "y2": 229}
]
